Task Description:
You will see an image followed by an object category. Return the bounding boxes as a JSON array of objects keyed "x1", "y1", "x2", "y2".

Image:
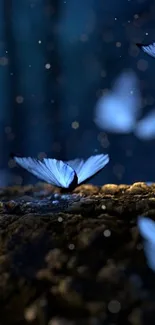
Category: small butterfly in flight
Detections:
[
  {"x1": 12, "y1": 153, "x2": 109, "y2": 191},
  {"x1": 94, "y1": 70, "x2": 140, "y2": 133},
  {"x1": 138, "y1": 216, "x2": 155, "y2": 271},
  {"x1": 137, "y1": 42, "x2": 155, "y2": 58}
]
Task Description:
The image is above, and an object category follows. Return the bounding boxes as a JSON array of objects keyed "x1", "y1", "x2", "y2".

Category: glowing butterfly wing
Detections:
[
  {"x1": 137, "y1": 43, "x2": 155, "y2": 58},
  {"x1": 94, "y1": 71, "x2": 140, "y2": 133},
  {"x1": 138, "y1": 217, "x2": 155, "y2": 271},
  {"x1": 14, "y1": 156, "x2": 76, "y2": 188},
  {"x1": 74, "y1": 153, "x2": 109, "y2": 184},
  {"x1": 134, "y1": 110, "x2": 155, "y2": 140},
  {"x1": 66, "y1": 158, "x2": 84, "y2": 175}
]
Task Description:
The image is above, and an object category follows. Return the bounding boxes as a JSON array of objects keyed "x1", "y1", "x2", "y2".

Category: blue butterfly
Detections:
[
  {"x1": 134, "y1": 110, "x2": 155, "y2": 141},
  {"x1": 137, "y1": 42, "x2": 155, "y2": 58},
  {"x1": 94, "y1": 70, "x2": 140, "y2": 134},
  {"x1": 138, "y1": 216, "x2": 155, "y2": 271},
  {"x1": 12, "y1": 154, "x2": 109, "y2": 190}
]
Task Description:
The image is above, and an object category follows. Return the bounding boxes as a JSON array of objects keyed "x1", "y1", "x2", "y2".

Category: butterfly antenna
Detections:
[{"x1": 136, "y1": 43, "x2": 143, "y2": 48}]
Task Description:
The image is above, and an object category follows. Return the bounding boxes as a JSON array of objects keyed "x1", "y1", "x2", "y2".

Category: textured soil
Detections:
[{"x1": 0, "y1": 182, "x2": 155, "y2": 325}]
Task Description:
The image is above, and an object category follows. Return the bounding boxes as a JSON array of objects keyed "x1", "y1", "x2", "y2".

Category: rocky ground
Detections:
[{"x1": 0, "y1": 182, "x2": 155, "y2": 325}]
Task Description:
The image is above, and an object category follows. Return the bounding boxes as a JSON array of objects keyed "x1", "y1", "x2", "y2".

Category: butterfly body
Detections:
[
  {"x1": 12, "y1": 153, "x2": 109, "y2": 190},
  {"x1": 65, "y1": 169, "x2": 78, "y2": 191}
]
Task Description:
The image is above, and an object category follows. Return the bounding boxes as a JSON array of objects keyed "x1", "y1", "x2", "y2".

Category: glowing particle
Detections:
[
  {"x1": 58, "y1": 216, "x2": 63, "y2": 222},
  {"x1": 134, "y1": 14, "x2": 139, "y2": 19},
  {"x1": 0, "y1": 57, "x2": 8, "y2": 66},
  {"x1": 45, "y1": 63, "x2": 51, "y2": 69},
  {"x1": 116, "y1": 42, "x2": 121, "y2": 48},
  {"x1": 38, "y1": 40, "x2": 42, "y2": 44},
  {"x1": 108, "y1": 300, "x2": 121, "y2": 313},
  {"x1": 103, "y1": 229, "x2": 111, "y2": 237},
  {"x1": 8, "y1": 159, "x2": 16, "y2": 168},
  {"x1": 101, "y1": 204, "x2": 106, "y2": 210},
  {"x1": 68, "y1": 243, "x2": 75, "y2": 250},
  {"x1": 24, "y1": 306, "x2": 37, "y2": 321},
  {"x1": 16, "y1": 96, "x2": 24, "y2": 104},
  {"x1": 71, "y1": 121, "x2": 79, "y2": 129}
]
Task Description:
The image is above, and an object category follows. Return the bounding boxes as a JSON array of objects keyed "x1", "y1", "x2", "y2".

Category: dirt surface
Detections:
[{"x1": 0, "y1": 182, "x2": 155, "y2": 325}]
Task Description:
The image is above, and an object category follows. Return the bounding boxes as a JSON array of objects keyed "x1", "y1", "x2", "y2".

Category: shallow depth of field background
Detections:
[{"x1": 1, "y1": 0, "x2": 155, "y2": 186}]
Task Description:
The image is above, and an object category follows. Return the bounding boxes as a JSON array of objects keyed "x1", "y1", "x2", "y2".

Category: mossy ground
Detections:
[{"x1": 0, "y1": 182, "x2": 155, "y2": 325}]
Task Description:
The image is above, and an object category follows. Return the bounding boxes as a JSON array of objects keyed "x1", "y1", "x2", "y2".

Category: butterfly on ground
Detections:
[
  {"x1": 138, "y1": 216, "x2": 155, "y2": 271},
  {"x1": 137, "y1": 42, "x2": 155, "y2": 58},
  {"x1": 12, "y1": 153, "x2": 109, "y2": 191}
]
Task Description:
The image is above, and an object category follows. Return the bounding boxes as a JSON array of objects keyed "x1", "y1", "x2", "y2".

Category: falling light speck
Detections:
[
  {"x1": 68, "y1": 243, "x2": 75, "y2": 250},
  {"x1": 0, "y1": 57, "x2": 8, "y2": 66},
  {"x1": 45, "y1": 63, "x2": 51, "y2": 69},
  {"x1": 24, "y1": 306, "x2": 37, "y2": 322},
  {"x1": 72, "y1": 121, "x2": 79, "y2": 129},
  {"x1": 8, "y1": 159, "x2": 16, "y2": 168},
  {"x1": 58, "y1": 217, "x2": 63, "y2": 222},
  {"x1": 134, "y1": 14, "x2": 139, "y2": 19},
  {"x1": 116, "y1": 42, "x2": 121, "y2": 48},
  {"x1": 108, "y1": 300, "x2": 121, "y2": 313},
  {"x1": 103, "y1": 229, "x2": 111, "y2": 237},
  {"x1": 16, "y1": 96, "x2": 24, "y2": 104},
  {"x1": 38, "y1": 40, "x2": 42, "y2": 44}
]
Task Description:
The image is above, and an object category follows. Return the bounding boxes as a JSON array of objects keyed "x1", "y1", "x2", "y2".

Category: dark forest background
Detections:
[{"x1": 1, "y1": 0, "x2": 155, "y2": 186}]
